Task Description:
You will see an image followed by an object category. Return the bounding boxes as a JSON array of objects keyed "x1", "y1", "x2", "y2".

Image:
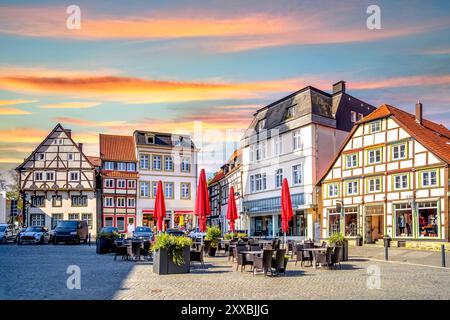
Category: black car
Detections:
[
  {"x1": 53, "y1": 220, "x2": 89, "y2": 244},
  {"x1": 166, "y1": 228, "x2": 185, "y2": 237}
]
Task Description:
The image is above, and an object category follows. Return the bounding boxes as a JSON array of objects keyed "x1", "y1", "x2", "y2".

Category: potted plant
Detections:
[
  {"x1": 152, "y1": 233, "x2": 192, "y2": 275},
  {"x1": 96, "y1": 230, "x2": 120, "y2": 254},
  {"x1": 329, "y1": 232, "x2": 348, "y2": 261},
  {"x1": 205, "y1": 226, "x2": 221, "y2": 257}
]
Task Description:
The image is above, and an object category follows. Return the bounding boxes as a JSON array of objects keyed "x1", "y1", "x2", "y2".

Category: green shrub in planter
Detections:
[
  {"x1": 152, "y1": 233, "x2": 192, "y2": 266},
  {"x1": 205, "y1": 226, "x2": 221, "y2": 249},
  {"x1": 329, "y1": 232, "x2": 345, "y2": 246}
]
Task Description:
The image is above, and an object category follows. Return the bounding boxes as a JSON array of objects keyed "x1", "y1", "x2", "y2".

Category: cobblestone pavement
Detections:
[{"x1": 0, "y1": 244, "x2": 449, "y2": 300}]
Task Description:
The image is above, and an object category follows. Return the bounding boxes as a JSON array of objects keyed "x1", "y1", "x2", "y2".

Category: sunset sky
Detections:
[{"x1": 1, "y1": 0, "x2": 450, "y2": 174}]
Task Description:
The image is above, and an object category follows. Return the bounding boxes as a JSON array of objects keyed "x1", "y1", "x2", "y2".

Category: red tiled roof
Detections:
[
  {"x1": 101, "y1": 170, "x2": 138, "y2": 179},
  {"x1": 319, "y1": 104, "x2": 450, "y2": 184},
  {"x1": 209, "y1": 170, "x2": 224, "y2": 185},
  {"x1": 86, "y1": 156, "x2": 101, "y2": 167},
  {"x1": 99, "y1": 134, "x2": 136, "y2": 162}
]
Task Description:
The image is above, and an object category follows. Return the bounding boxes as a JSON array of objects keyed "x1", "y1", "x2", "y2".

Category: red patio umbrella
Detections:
[
  {"x1": 194, "y1": 169, "x2": 211, "y2": 232},
  {"x1": 226, "y1": 185, "x2": 238, "y2": 232},
  {"x1": 281, "y1": 178, "x2": 294, "y2": 247},
  {"x1": 154, "y1": 180, "x2": 166, "y2": 232}
]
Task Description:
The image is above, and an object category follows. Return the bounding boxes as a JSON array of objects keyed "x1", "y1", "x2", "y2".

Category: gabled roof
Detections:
[
  {"x1": 209, "y1": 170, "x2": 224, "y2": 186},
  {"x1": 86, "y1": 156, "x2": 101, "y2": 167},
  {"x1": 318, "y1": 104, "x2": 450, "y2": 185},
  {"x1": 16, "y1": 123, "x2": 95, "y2": 171},
  {"x1": 99, "y1": 134, "x2": 137, "y2": 162}
]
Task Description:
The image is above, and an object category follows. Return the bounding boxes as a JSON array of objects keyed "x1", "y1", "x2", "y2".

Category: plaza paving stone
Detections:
[{"x1": 0, "y1": 244, "x2": 449, "y2": 300}]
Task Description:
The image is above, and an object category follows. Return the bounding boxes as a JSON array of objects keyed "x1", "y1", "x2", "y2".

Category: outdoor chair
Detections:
[
  {"x1": 203, "y1": 240, "x2": 212, "y2": 256},
  {"x1": 130, "y1": 241, "x2": 142, "y2": 261},
  {"x1": 271, "y1": 249, "x2": 287, "y2": 275},
  {"x1": 190, "y1": 245, "x2": 205, "y2": 268},
  {"x1": 236, "y1": 250, "x2": 253, "y2": 272},
  {"x1": 140, "y1": 240, "x2": 152, "y2": 260},
  {"x1": 114, "y1": 243, "x2": 129, "y2": 261},
  {"x1": 331, "y1": 246, "x2": 343, "y2": 269},
  {"x1": 313, "y1": 247, "x2": 334, "y2": 268},
  {"x1": 294, "y1": 244, "x2": 310, "y2": 267},
  {"x1": 321, "y1": 241, "x2": 327, "y2": 248},
  {"x1": 250, "y1": 244, "x2": 261, "y2": 251},
  {"x1": 232, "y1": 244, "x2": 247, "y2": 263},
  {"x1": 253, "y1": 249, "x2": 274, "y2": 276}
]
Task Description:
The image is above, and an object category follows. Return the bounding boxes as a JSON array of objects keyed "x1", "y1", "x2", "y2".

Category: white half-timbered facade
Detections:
[
  {"x1": 16, "y1": 124, "x2": 98, "y2": 234},
  {"x1": 319, "y1": 104, "x2": 450, "y2": 246}
]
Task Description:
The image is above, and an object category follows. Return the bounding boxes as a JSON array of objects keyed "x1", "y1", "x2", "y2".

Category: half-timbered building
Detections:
[
  {"x1": 16, "y1": 124, "x2": 98, "y2": 234},
  {"x1": 99, "y1": 134, "x2": 138, "y2": 234},
  {"x1": 318, "y1": 103, "x2": 450, "y2": 248}
]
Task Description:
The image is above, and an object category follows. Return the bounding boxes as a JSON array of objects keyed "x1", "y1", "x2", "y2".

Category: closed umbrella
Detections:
[
  {"x1": 281, "y1": 178, "x2": 294, "y2": 248},
  {"x1": 226, "y1": 185, "x2": 238, "y2": 233},
  {"x1": 194, "y1": 169, "x2": 211, "y2": 232},
  {"x1": 154, "y1": 180, "x2": 166, "y2": 232}
]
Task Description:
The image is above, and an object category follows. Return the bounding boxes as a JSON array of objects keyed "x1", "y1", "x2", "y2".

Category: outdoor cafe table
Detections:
[{"x1": 299, "y1": 247, "x2": 328, "y2": 269}]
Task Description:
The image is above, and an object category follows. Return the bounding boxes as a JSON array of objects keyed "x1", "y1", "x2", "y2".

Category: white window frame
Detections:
[
  {"x1": 368, "y1": 149, "x2": 382, "y2": 165},
  {"x1": 181, "y1": 157, "x2": 190, "y2": 172},
  {"x1": 422, "y1": 171, "x2": 438, "y2": 187},
  {"x1": 153, "y1": 155, "x2": 162, "y2": 170},
  {"x1": 127, "y1": 198, "x2": 136, "y2": 208},
  {"x1": 164, "y1": 182, "x2": 174, "y2": 199},
  {"x1": 116, "y1": 197, "x2": 126, "y2": 207},
  {"x1": 104, "y1": 197, "x2": 114, "y2": 207},
  {"x1": 104, "y1": 161, "x2": 114, "y2": 170},
  {"x1": 273, "y1": 136, "x2": 282, "y2": 156},
  {"x1": 293, "y1": 130, "x2": 301, "y2": 150},
  {"x1": 181, "y1": 183, "x2": 190, "y2": 199},
  {"x1": 105, "y1": 179, "x2": 114, "y2": 188},
  {"x1": 117, "y1": 180, "x2": 126, "y2": 189},
  {"x1": 127, "y1": 180, "x2": 136, "y2": 189},
  {"x1": 275, "y1": 169, "x2": 283, "y2": 188},
  {"x1": 140, "y1": 182, "x2": 149, "y2": 197},
  {"x1": 368, "y1": 178, "x2": 381, "y2": 193},
  {"x1": 140, "y1": 155, "x2": 149, "y2": 169},
  {"x1": 69, "y1": 171, "x2": 79, "y2": 182},
  {"x1": 117, "y1": 162, "x2": 127, "y2": 171},
  {"x1": 45, "y1": 171, "x2": 55, "y2": 181},
  {"x1": 351, "y1": 111, "x2": 357, "y2": 123},
  {"x1": 328, "y1": 184, "x2": 338, "y2": 197},
  {"x1": 67, "y1": 153, "x2": 75, "y2": 161},
  {"x1": 346, "y1": 154, "x2": 357, "y2": 168},
  {"x1": 392, "y1": 144, "x2": 406, "y2": 160},
  {"x1": 292, "y1": 164, "x2": 303, "y2": 185},
  {"x1": 347, "y1": 181, "x2": 358, "y2": 195},
  {"x1": 394, "y1": 175, "x2": 408, "y2": 190},
  {"x1": 34, "y1": 171, "x2": 44, "y2": 181},
  {"x1": 164, "y1": 156, "x2": 174, "y2": 171},
  {"x1": 370, "y1": 120, "x2": 381, "y2": 133},
  {"x1": 126, "y1": 163, "x2": 136, "y2": 172}
]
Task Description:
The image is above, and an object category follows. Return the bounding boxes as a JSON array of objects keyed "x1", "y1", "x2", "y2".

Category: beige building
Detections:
[
  {"x1": 318, "y1": 103, "x2": 450, "y2": 247},
  {"x1": 16, "y1": 124, "x2": 98, "y2": 235},
  {"x1": 134, "y1": 131, "x2": 198, "y2": 230}
]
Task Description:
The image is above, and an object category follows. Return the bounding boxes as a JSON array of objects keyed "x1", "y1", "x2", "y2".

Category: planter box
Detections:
[
  {"x1": 153, "y1": 246, "x2": 190, "y2": 275},
  {"x1": 96, "y1": 238, "x2": 112, "y2": 254},
  {"x1": 208, "y1": 247, "x2": 217, "y2": 257}
]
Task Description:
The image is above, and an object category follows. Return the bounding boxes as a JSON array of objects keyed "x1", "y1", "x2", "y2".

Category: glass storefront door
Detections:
[
  {"x1": 364, "y1": 205, "x2": 384, "y2": 243},
  {"x1": 418, "y1": 201, "x2": 439, "y2": 238},
  {"x1": 277, "y1": 211, "x2": 306, "y2": 237},
  {"x1": 394, "y1": 203, "x2": 413, "y2": 237},
  {"x1": 253, "y1": 216, "x2": 272, "y2": 236}
]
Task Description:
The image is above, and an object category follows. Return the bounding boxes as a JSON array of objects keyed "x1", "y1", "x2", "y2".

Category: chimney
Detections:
[
  {"x1": 65, "y1": 129, "x2": 72, "y2": 138},
  {"x1": 332, "y1": 81, "x2": 346, "y2": 94},
  {"x1": 78, "y1": 143, "x2": 83, "y2": 152},
  {"x1": 415, "y1": 101, "x2": 423, "y2": 125}
]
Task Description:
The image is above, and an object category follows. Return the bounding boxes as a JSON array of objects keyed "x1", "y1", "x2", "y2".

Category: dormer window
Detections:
[
  {"x1": 36, "y1": 153, "x2": 45, "y2": 161},
  {"x1": 286, "y1": 106, "x2": 295, "y2": 119},
  {"x1": 351, "y1": 111, "x2": 357, "y2": 123},
  {"x1": 257, "y1": 119, "x2": 266, "y2": 131},
  {"x1": 146, "y1": 135, "x2": 155, "y2": 144},
  {"x1": 370, "y1": 120, "x2": 381, "y2": 133}
]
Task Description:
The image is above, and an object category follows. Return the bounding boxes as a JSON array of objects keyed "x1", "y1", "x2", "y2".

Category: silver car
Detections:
[
  {"x1": 0, "y1": 224, "x2": 20, "y2": 244},
  {"x1": 18, "y1": 226, "x2": 52, "y2": 245}
]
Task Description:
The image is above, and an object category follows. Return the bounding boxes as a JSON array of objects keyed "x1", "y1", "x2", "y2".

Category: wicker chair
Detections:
[
  {"x1": 313, "y1": 247, "x2": 334, "y2": 268},
  {"x1": 190, "y1": 244, "x2": 205, "y2": 268},
  {"x1": 236, "y1": 251, "x2": 253, "y2": 272},
  {"x1": 272, "y1": 249, "x2": 287, "y2": 275},
  {"x1": 114, "y1": 243, "x2": 129, "y2": 261},
  {"x1": 294, "y1": 244, "x2": 309, "y2": 266},
  {"x1": 253, "y1": 249, "x2": 274, "y2": 276}
]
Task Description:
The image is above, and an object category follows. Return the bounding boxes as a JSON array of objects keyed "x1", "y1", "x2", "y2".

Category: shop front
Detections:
[
  {"x1": 364, "y1": 205, "x2": 384, "y2": 244},
  {"x1": 326, "y1": 206, "x2": 359, "y2": 238},
  {"x1": 173, "y1": 210, "x2": 194, "y2": 231}
]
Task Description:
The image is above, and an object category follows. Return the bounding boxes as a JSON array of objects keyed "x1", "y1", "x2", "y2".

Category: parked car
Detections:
[
  {"x1": 53, "y1": 220, "x2": 89, "y2": 244},
  {"x1": 18, "y1": 226, "x2": 51, "y2": 244},
  {"x1": 133, "y1": 226, "x2": 153, "y2": 241},
  {"x1": 99, "y1": 226, "x2": 119, "y2": 235},
  {"x1": 188, "y1": 227, "x2": 206, "y2": 240},
  {"x1": 167, "y1": 228, "x2": 186, "y2": 237},
  {"x1": 0, "y1": 224, "x2": 21, "y2": 244}
]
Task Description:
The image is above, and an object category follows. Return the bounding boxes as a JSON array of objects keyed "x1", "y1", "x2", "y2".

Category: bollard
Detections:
[
  {"x1": 88, "y1": 233, "x2": 91, "y2": 247},
  {"x1": 441, "y1": 244, "x2": 446, "y2": 268},
  {"x1": 384, "y1": 245, "x2": 388, "y2": 261}
]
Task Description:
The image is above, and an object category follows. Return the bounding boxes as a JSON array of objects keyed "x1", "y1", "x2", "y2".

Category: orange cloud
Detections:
[
  {"x1": 0, "y1": 99, "x2": 36, "y2": 105},
  {"x1": 350, "y1": 75, "x2": 450, "y2": 90},
  {"x1": 0, "y1": 107, "x2": 31, "y2": 115},
  {"x1": 0, "y1": 157, "x2": 23, "y2": 164},
  {"x1": 0, "y1": 6, "x2": 447, "y2": 52},
  {"x1": 40, "y1": 101, "x2": 101, "y2": 109},
  {"x1": 0, "y1": 128, "x2": 49, "y2": 143}
]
